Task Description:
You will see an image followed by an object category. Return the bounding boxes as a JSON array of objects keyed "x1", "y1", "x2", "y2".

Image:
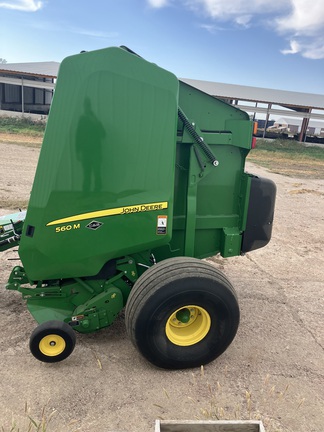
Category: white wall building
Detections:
[{"x1": 272, "y1": 117, "x2": 324, "y2": 136}]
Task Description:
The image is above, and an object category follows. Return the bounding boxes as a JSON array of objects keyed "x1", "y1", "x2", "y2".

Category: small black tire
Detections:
[
  {"x1": 125, "y1": 257, "x2": 240, "y2": 369},
  {"x1": 29, "y1": 320, "x2": 76, "y2": 363}
]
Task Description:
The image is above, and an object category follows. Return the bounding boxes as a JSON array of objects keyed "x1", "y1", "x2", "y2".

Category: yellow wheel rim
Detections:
[
  {"x1": 39, "y1": 334, "x2": 66, "y2": 357},
  {"x1": 165, "y1": 305, "x2": 211, "y2": 346}
]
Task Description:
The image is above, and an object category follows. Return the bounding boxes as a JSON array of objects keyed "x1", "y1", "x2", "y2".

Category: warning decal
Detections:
[{"x1": 157, "y1": 215, "x2": 167, "y2": 235}]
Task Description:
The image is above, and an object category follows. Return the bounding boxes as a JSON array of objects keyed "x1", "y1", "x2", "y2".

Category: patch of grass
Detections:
[
  {"x1": 193, "y1": 370, "x2": 294, "y2": 431},
  {"x1": 0, "y1": 117, "x2": 46, "y2": 137},
  {"x1": 248, "y1": 139, "x2": 324, "y2": 178},
  {"x1": 156, "y1": 367, "x2": 306, "y2": 432},
  {"x1": 254, "y1": 139, "x2": 324, "y2": 160},
  {"x1": 1, "y1": 402, "x2": 56, "y2": 432},
  {"x1": 0, "y1": 136, "x2": 42, "y2": 146},
  {"x1": 1, "y1": 402, "x2": 80, "y2": 432}
]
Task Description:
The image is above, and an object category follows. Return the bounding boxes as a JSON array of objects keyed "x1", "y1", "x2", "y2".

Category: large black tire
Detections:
[
  {"x1": 125, "y1": 257, "x2": 240, "y2": 369},
  {"x1": 29, "y1": 320, "x2": 76, "y2": 363}
]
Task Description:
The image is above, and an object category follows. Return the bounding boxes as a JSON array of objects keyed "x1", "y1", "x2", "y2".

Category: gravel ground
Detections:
[{"x1": 0, "y1": 141, "x2": 323, "y2": 432}]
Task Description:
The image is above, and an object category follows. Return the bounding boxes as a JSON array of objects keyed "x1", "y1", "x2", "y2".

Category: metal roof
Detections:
[
  {"x1": 1, "y1": 63, "x2": 323, "y2": 110},
  {"x1": 180, "y1": 78, "x2": 324, "y2": 111},
  {"x1": 0, "y1": 62, "x2": 60, "y2": 78}
]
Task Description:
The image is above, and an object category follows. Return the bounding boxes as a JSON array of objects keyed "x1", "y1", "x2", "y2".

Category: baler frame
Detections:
[{"x1": 2, "y1": 46, "x2": 276, "y2": 368}]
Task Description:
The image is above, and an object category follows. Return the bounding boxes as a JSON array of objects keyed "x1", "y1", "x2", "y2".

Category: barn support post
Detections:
[
  {"x1": 263, "y1": 103, "x2": 272, "y2": 138},
  {"x1": 21, "y1": 77, "x2": 24, "y2": 115},
  {"x1": 253, "y1": 102, "x2": 258, "y2": 121},
  {"x1": 298, "y1": 108, "x2": 311, "y2": 142}
]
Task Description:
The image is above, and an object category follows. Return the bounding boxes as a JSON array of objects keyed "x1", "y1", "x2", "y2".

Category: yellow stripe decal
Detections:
[{"x1": 47, "y1": 201, "x2": 168, "y2": 226}]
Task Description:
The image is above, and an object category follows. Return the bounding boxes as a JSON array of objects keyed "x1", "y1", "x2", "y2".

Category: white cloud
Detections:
[
  {"x1": 185, "y1": 0, "x2": 284, "y2": 21},
  {"x1": 200, "y1": 23, "x2": 226, "y2": 33},
  {"x1": 302, "y1": 40, "x2": 324, "y2": 60},
  {"x1": 282, "y1": 37, "x2": 324, "y2": 60},
  {"x1": 276, "y1": 0, "x2": 324, "y2": 59},
  {"x1": 275, "y1": 0, "x2": 324, "y2": 36},
  {"x1": 147, "y1": 0, "x2": 169, "y2": 8},
  {"x1": 29, "y1": 21, "x2": 119, "y2": 40},
  {"x1": 147, "y1": 0, "x2": 324, "y2": 59},
  {"x1": 235, "y1": 15, "x2": 252, "y2": 28},
  {"x1": 0, "y1": 0, "x2": 43, "y2": 11},
  {"x1": 281, "y1": 40, "x2": 301, "y2": 55},
  {"x1": 71, "y1": 28, "x2": 119, "y2": 39}
]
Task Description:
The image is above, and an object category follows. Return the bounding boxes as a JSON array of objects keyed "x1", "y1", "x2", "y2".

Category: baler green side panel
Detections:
[
  {"x1": 19, "y1": 47, "x2": 179, "y2": 280},
  {"x1": 154, "y1": 82, "x2": 252, "y2": 260}
]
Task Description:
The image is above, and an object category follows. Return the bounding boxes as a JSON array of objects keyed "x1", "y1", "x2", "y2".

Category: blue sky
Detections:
[{"x1": 1, "y1": 0, "x2": 324, "y2": 94}]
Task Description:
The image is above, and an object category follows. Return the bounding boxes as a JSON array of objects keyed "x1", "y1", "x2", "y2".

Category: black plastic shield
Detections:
[{"x1": 241, "y1": 176, "x2": 276, "y2": 253}]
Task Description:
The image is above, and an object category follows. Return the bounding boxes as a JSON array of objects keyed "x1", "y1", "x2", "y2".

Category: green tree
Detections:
[{"x1": 0, "y1": 58, "x2": 7, "y2": 64}]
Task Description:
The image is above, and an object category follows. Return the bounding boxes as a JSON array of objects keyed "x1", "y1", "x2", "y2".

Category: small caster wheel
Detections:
[{"x1": 29, "y1": 320, "x2": 76, "y2": 363}]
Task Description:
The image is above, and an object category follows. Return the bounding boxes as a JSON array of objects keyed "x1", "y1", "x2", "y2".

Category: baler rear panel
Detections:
[{"x1": 153, "y1": 81, "x2": 253, "y2": 261}]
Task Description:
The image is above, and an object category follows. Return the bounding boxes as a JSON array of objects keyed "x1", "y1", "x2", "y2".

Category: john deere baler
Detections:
[{"x1": 4, "y1": 47, "x2": 276, "y2": 368}]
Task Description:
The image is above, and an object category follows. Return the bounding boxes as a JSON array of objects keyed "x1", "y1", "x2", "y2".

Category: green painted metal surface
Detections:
[
  {"x1": 153, "y1": 81, "x2": 253, "y2": 261},
  {"x1": 19, "y1": 47, "x2": 178, "y2": 281}
]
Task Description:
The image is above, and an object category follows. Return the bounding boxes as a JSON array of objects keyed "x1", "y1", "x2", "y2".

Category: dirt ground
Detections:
[{"x1": 0, "y1": 140, "x2": 323, "y2": 432}]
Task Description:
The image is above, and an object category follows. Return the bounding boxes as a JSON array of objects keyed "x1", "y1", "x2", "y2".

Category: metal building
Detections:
[
  {"x1": 181, "y1": 78, "x2": 324, "y2": 142},
  {"x1": 0, "y1": 62, "x2": 60, "y2": 115}
]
